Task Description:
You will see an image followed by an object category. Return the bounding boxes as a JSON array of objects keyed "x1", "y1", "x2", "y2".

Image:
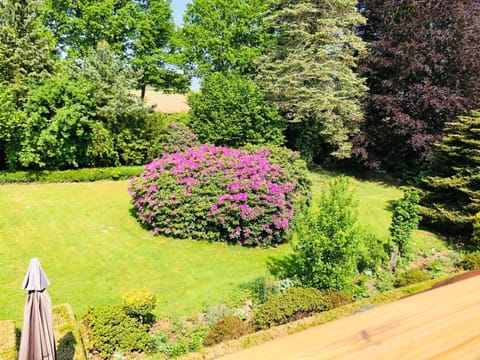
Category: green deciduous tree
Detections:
[
  {"x1": 256, "y1": 0, "x2": 367, "y2": 163},
  {"x1": 284, "y1": 178, "x2": 364, "y2": 291},
  {"x1": 188, "y1": 72, "x2": 285, "y2": 147},
  {"x1": 181, "y1": 0, "x2": 270, "y2": 77},
  {"x1": 43, "y1": 0, "x2": 188, "y2": 96},
  {"x1": 6, "y1": 43, "x2": 161, "y2": 170},
  {"x1": 420, "y1": 110, "x2": 480, "y2": 238}
]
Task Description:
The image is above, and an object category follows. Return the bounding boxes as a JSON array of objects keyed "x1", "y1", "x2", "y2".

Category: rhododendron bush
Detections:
[{"x1": 129, "y1": 144, "x2": 310, "y2": 246}]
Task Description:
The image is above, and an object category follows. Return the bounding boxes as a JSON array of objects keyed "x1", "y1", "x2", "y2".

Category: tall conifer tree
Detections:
[
  {"x1": 256, "y1": 0, "x2": 367, "y2": 163},
  {"x1": 420, "y1": 110, "x2": 480, "y2": 237}
]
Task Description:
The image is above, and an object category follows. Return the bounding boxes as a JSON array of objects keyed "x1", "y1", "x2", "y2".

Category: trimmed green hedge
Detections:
[
  {"x1": 252, "y1": 288, "x2": 331, "y2": 330},
  {"x1": 53, "y1": 304, "x2": 87, "y2": 360},
  {"x1": 0, "y1": 320, "x2": 16, "y2": 360},
  {"x1": 0, "y1": 166, "x2": 143, "y2": 184}
]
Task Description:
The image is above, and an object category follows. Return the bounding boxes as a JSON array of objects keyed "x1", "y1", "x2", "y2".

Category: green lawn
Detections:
[{"x1": 0, "y1": 171, "x2": 447, "y2": 324}]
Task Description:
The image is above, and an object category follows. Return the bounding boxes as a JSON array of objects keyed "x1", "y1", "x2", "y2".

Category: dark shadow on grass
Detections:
[
  {"x1": 15, "y1": 327, "x2": 21, "y2": 352},
  {"x1": 308, "y1": 164, "x2": 405, "y2": 187},
  {"x1": 56, "y1": 331, "x2": 76, "y2": 360},
  {"x1": 266, "y1": 254, "x2": 298, "y2": 278}
]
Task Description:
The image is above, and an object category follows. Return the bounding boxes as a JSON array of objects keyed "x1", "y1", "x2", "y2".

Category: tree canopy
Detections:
[
  {"x1": 354, "y1": 0, "x2": 480, "y2": 175},
  {"x1": 256, "y1": 0, "x2": 367, "y2": 163},
  {"x1": 181, "y1": 0, "x2": 270, "y2": 77},
  {"x1": 0, "y1": 0, "x2": 56, "y2": 102},
  {"x1": 419, "y1": 110, "x2": 480, "y2": 238},
  {"x1": 43, "y1": 0, "x2": 189, "y2": 95}
]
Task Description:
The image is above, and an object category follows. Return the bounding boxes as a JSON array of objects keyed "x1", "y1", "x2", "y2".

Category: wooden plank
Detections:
[{"x1": 220, "y1": 275, "x2": 480, "y2": 359}]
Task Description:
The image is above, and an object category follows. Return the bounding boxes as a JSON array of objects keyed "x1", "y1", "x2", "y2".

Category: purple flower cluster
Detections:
[{"x1": 128, "y1": 144, "x2": 303, "y2": 246}]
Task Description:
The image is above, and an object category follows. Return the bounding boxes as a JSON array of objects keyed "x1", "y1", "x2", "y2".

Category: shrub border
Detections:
[
  {"x1": 0, "y1": 320, "x2": 16, "y2": 360},
  {"x1": 0, "y1": 166, "x2": 143, "y2": 184},
  {"x1": 181, "y1": 274, "x2": 462, "y2": 359},
  {"x1": 53, "y1": 304, "x2": 88, "y2": 360}
]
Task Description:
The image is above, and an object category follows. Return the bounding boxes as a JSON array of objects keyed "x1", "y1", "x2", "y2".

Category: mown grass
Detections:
[
  {"x1": 0, "y1": 181, "x2": 289, "y2": 324},
  {"x1": 0, "y1": 170, "x2": 448, "y2": 325}
]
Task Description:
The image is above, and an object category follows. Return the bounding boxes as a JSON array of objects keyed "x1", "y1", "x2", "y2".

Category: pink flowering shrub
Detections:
[{"x1": 128, "y1": 144, "x2": 310, "y2": 246}]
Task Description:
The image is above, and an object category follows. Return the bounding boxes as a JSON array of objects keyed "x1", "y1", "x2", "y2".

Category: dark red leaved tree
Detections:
[{"x1": 354, "y1": 0, "x2": 480, "y2": 176}]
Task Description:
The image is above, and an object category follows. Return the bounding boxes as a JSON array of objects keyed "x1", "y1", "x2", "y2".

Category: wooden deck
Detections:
[{"x1": 220, "y1": 274, "x2": 480, "y2": 359}]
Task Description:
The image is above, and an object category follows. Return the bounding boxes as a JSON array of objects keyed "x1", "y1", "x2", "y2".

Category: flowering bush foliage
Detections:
[{"x1": 129, "y1": 144, "x2": 310, "y2": 246}]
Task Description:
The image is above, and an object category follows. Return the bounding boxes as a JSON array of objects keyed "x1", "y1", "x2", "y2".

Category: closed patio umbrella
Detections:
[{"x1": 18, "y1": 258, "x2": 56, "y2": 360}]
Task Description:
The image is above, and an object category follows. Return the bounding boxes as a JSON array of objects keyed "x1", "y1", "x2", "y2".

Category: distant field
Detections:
[
  {"x1": 0, "y1": 170, "x2": 448, "y2": 325},
  {"x1": 132, "y1": 90, "x2": 190, "y2": 113}
]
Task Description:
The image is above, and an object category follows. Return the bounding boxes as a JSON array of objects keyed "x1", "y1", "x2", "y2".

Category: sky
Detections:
[
  {"x1": 171, "y1": 0, "x2": 191, "y2": 27},
  {"x1": 170, "y1": 0, "x2": 200, "y2": 89}
]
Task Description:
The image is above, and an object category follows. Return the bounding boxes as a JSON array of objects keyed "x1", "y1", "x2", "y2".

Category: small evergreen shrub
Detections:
[
  {"x1": 321, "y1": 290, "x2": 354, "y2": 308},
  {"x1": 202, "y1": 315, "x2": 252, "y2": 346},
  {"x1": 83, "y1": 304, "x2": 155, "y2": 359},
  {"x1": 458, "y1": 251, "x2": 480, "y2": 270},
  {"x1": 252, "y1": 287, "x2": 330, "y2": 330},
  {"x1": 473, "y1": 213, "x2": 480, "y2": 243},
  {"x1": 237, "y1": 276, "x2": 269, "y2": 305},
  {"x1": 153, "y1": 325, "x2": 208, "y2": 358},
  {"x1": 129, "y1": 144, "x2": 310, "y2": 246},
  {"x1": 203, "y1": 303, "x2": 235, "y2": 327},
  {"x1": 123, "y1": 288, "x2": 157, "y2": 323},
  {"x1": 394, "y1": 269, "x2": 431, "y2": 288}
]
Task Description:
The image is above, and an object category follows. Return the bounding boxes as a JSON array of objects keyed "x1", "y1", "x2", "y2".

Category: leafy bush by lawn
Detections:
[
  {"x1": 188, "y1": 72, "x2": 286, "y2": 148},
  {"x1": 394, "y1": 269, "x2": 431, "y2": 288},
  {"x1": 272, "y1": 177, "x2": 386, "y2": 291},
  {"x1": 123, "y1": 288, "x2": 157, "y2": 324},
  {"x1": 203, "y1": 315, "x2": 253, "y2": 346},
  {"x1": 83, "y1": 304, "x2": 155, "y2": 359},
  {"x1": 129, "y1": 144, "x2": 310, "y2": 246},
  {"x1": 252, "y1": 287, "x2": 330, "y2": 330},
  {"x1": 389, "y1": 188, "x2": 421, "y2": 257},
  {"x1": 458, "y1": 252, "x2": 480, "y2": 270}
]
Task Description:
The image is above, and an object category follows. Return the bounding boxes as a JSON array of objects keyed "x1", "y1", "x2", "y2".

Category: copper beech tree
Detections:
[{"x1": 354, "y1": 0, "x2": 480, "y2": 176}]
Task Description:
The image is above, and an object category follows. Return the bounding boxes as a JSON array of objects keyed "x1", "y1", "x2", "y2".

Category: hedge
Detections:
[
  {"x1": 0, "y1": 320, "x2": 16, "y2": 360},
  {"x1": 0, "y1": 166, "x2": 143, "y2": 184}
]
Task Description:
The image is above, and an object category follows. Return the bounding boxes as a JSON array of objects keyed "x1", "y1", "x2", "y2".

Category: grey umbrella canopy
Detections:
[{"x1": 18, "y1": 258, "x2": 56, "y2": 360}]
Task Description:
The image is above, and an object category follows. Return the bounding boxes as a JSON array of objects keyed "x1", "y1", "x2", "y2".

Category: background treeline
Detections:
[{"x1": 0, "y1": 0, "x2": 479, "y2": 238}]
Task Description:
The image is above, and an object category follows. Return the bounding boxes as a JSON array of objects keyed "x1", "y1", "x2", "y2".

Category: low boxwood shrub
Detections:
[
  {"x1": 83, "y1": 304, "x2": 155, "y2": 359},
  {"x1": 394, "y1": 268, "x2": 431, "y2": 288},
  {"x1": 458, "y1": 251, "x2": 480, "y2": 270},
  {"x1": 123, "y1": 288, "x2": 157, "y2": 323},
  {"x1": 251, "y1": 287, "x2": 331, "y2": 330},
  {"x1": 202, "y1": 315, "x2": 252, "y2": 347},
  {"x1": 129, "y1": 144, "x2": 310, "y2": 246}
]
